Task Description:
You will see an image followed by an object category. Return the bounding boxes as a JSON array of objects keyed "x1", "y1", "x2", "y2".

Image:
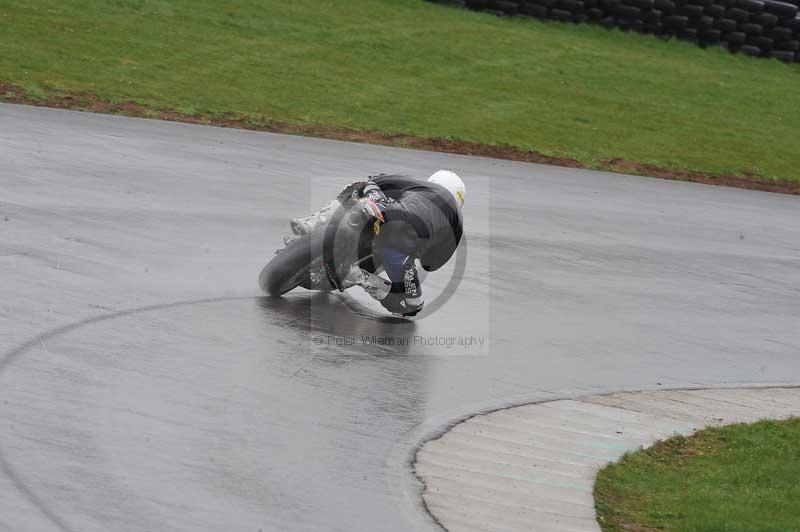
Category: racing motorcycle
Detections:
[{"x1": 259, "y1": 199, "x2": 391, "y2": 298}]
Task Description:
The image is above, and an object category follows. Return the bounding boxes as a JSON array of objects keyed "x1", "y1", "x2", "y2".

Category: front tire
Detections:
[{"x1": 259, "y1": 231, "x2": 325, "y2": 296}]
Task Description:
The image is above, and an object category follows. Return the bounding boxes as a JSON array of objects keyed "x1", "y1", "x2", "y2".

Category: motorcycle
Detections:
[{"x1": 259, "y1": 199, "x2": 390, "y2": 298}]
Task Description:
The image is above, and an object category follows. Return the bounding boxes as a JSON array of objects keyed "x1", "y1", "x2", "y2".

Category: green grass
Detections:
[
  {"x1": 1, "y1": 0, "x2": 799, "y2": 181},
  {"x1": 595, "y1": 418, "x2": 800, "y2": 532}
]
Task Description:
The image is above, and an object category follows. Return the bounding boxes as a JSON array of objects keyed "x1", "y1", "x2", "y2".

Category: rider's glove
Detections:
[
  {"x1": 339, "y1": 180, "x2": 391, "y2": 231},
  {"x1": 338, "y1": 181, "x2": 391, "y2": 207},
  {"x1": 355, "y1": 196, "x2": 385, "y2": 224},
  {"x1": 337, "y1": 181, "x2": 368, "y2": 204}
]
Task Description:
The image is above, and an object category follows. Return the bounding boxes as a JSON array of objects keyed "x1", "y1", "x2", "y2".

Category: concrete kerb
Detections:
[{"x1": 410, "y1": 384, "x2": 800, "y2": 532}]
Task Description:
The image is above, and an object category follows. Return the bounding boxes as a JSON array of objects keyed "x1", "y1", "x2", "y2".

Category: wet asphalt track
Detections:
[{"x1": 1, "y1": 103, "x2": 799, "y2": 532}]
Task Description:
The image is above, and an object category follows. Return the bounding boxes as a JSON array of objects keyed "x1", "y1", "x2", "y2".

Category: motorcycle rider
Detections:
[{"x1": 289, "y1": 171, "x2": 465, "y2": 317}]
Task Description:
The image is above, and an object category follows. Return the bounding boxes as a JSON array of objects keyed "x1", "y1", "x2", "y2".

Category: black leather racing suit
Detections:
[{"x1": 338, "y1": 174, "x2": 463, "y2": 316}]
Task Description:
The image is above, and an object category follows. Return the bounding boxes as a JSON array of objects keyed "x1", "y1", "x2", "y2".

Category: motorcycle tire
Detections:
[{"x1": 259, "y1": 230, "x2": 327, "y2": 296}]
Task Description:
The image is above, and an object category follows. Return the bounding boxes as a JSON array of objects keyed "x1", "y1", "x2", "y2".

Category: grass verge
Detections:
[
  {"x1": 2, "y1": 0, "x2": 799, "y2": 191},
  {"x1": 594, "y1": 417, "x2": 800, "y2": 532}
]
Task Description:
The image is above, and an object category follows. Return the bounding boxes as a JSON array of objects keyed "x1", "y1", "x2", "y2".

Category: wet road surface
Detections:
[{"x1": 1, "y1": 103, "x2": 798, "y2": 532}]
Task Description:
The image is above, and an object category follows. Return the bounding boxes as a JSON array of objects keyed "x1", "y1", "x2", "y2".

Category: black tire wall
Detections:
[{"x1": 428, "y1": 0, "x2": 800, "y2": 61}]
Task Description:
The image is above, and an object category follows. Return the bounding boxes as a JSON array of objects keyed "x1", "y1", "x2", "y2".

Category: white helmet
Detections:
[{"x1": 428, "y1": 170, "x2": 465, "y2": 209}]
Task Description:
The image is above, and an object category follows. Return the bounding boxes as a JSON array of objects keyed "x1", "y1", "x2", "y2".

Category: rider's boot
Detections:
[
  {"x1": 340, "y1": 265, "x2": 392, "y2": 300},
  {"x1": 290, "y1": 200, "x2": 340, "y2": 236}
]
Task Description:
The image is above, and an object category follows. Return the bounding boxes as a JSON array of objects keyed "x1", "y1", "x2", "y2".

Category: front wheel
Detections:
[{"x1": 259, "y1": 231, "x2": 325, "y2": 296}]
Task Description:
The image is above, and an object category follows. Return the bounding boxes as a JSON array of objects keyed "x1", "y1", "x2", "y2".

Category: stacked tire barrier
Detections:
[{"x1": 430, "y1": 0, "x2": 800, "y2": 62}]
